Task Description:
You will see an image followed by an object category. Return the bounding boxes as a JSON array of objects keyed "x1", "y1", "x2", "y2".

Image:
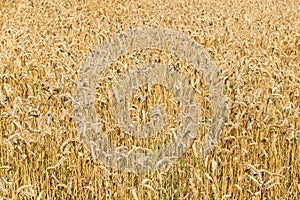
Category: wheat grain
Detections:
[{"x1": 0, "y1": 0, "x2": 299, "y2": 199}]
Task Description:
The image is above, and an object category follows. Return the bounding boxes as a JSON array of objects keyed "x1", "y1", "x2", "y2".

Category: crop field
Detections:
[{"x1": 0, "y1": 0, "x2": 299, "y2": 199}]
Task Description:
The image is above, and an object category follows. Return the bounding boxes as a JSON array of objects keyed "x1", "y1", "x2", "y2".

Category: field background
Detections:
[{"x1": 0, "y1": 0, "x2": 299, "y2": 199}]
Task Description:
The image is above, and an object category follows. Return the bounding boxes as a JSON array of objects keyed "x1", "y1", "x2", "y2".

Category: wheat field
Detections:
[{"x1": 0, "y1": 0, "x2": 299, "y2": 199}]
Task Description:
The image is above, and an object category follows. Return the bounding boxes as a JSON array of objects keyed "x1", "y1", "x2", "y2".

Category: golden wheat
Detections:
[{"x1": 0, "y1": 0, "x2": 299, "y2": 199}]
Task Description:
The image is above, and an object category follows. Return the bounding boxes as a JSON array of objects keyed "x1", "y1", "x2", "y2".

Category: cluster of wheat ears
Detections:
[{"x1": 0, "y1": 0, "x2": 299, "y2": 199}]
